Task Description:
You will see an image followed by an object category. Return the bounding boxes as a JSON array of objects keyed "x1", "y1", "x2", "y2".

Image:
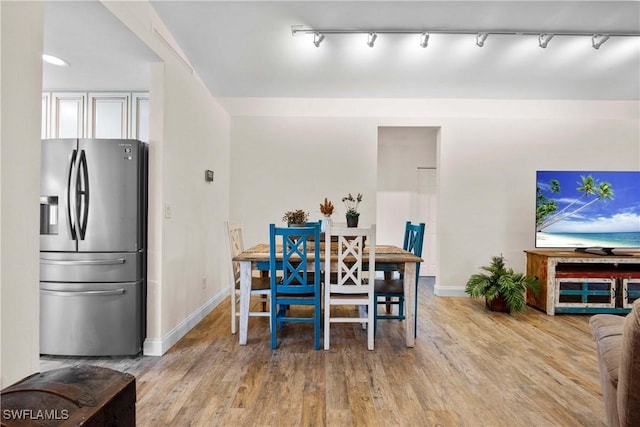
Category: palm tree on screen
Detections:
[
  {"x1": 536, "y1": 175, "x2": 614, "y2": 232},
  {"x1": 536, "y1": 179, "x2": 560, "y2": 226}
]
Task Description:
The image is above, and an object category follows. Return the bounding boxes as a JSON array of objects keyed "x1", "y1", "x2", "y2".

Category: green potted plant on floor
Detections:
[{"x1": 465, "y1": 254, "x2": 539, "y2": 313}]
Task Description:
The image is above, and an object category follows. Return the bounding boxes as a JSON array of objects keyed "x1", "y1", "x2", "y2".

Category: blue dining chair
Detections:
[
  {"x1": 374, "y1": 221, "x2": 425, "y2": 336},
  {"x1": 304, "y1": 220, "x2": 322, "y2": 241},
  {"x1": 269, "y1": 223, "x2": 322, "y2": 350}
]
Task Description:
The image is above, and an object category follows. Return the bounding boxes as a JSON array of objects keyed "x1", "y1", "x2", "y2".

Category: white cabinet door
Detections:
[
  {"x1": 42, "y1": 92, "x2": 51, "y2": 139},
  {"x1": 88, "y1": 92, "x2": 130, "y2": 139},
  {"x1": 44, "y1": 92, "x2": 148, "y2": 140},
  {"x1": 130, "y1": 92, "x2": 149, "y2": 142},
  {"x1": 51, "y1": 92, "x2": 87, "y2": 138}
]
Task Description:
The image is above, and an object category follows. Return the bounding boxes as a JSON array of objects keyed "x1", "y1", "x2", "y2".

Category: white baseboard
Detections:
[
  {"x1": 143, "y1": 290, "x2": 227, "y2": 356},
  {"x1": 433, "y1": 285, "x2": 468, "y2": 297}
]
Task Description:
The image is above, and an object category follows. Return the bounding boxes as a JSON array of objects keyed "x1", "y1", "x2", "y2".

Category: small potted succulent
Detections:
[
  {"x1": 282, "y1": 209, "x2": 308, "y2": 226},
  {"x1": 342, "y1": 193, "x2": 362, "y2": 227}
]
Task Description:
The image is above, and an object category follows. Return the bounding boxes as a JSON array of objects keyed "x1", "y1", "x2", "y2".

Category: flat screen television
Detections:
[{"x1": 536, "y1": 170, "x2": 640, "y2": 254}]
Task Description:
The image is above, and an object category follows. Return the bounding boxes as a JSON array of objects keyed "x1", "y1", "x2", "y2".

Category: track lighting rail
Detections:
[
  {"x1": 292, "y1": 25, "x2": 640, "y2": 49},
  {"x1": 291, "y1": 26, "x2": 640, "y2": 38}
]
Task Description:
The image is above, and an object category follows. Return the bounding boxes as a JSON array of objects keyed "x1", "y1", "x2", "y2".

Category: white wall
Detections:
[
  {"x1": 104, "y1": 2, "x2": 231, "y2": 355},
  {"x1": 0, "y1": 1, "x2": 44, "y2": 386},
  {"x1": 222, "y1": 98, "x2": 640, "y2": 296},
  {"x1": 151, "y1": 61, "x2": 231, "y2": 353},
  {"x1": 436, "y1": 115, "x2": 640, "y2": 294},
  {"x1": 230, "y1": 117, "x2": 378, "y2": 244}
]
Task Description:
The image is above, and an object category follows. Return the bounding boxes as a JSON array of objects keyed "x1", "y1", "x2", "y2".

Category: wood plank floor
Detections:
[{"x1": 40, "y1": 278, "x2": 608, "y2": 426}]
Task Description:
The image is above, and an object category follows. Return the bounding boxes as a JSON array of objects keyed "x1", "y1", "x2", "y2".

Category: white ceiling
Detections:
[
  {"x1": 42, "y1": 1, "x2": 158, "y2": 92},
  {"x1": 43, "y1": 1, "x2": 640, "y2": 100}
]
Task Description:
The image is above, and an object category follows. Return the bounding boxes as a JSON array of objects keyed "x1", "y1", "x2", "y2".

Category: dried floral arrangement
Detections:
[{"x1": 319, "y1": 198, "x2": 335, "y2": 216}]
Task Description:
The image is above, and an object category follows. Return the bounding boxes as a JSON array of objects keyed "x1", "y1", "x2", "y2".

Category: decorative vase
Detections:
[
  {"x1": 321, "y1": 215, "x2": 332, "y2": 233},
  {"x1": 346, "y1": 214, "x2": 359, "y2": 228}
]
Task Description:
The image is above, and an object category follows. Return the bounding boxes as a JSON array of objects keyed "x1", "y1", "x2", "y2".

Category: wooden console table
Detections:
[{"x1": 524, "y1": 249, "x2": 640, "y2": 315}]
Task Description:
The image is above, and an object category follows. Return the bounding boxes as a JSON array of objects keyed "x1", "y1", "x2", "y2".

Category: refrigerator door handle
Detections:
[
  {"x1": 77, "y1": 150, "x2": 89, "y2": 240},
  {"x1": 41, "y1": 289, "x2": 126, "y2": 297},
  {"x1": 67, "y1": 149, "x2": 78, "y2": 240},
  {"x1": 40, "y1": 257, "x2": 126, "y2": 266}
]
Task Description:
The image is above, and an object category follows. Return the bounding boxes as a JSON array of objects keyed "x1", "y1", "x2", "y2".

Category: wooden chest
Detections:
[{"x1": 1, "y1": 365, "x2": 135, "y2": 426}]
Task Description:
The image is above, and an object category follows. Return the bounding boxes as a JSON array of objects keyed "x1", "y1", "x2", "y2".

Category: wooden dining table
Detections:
[{"x1": 232, "y1": 243, "x2": 423, "y2": 347}]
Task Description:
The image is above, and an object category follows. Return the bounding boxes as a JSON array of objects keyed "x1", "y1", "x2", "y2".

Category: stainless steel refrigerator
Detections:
[{"x1": 39, "y1": 138, "x2": 147, "y2": 356}]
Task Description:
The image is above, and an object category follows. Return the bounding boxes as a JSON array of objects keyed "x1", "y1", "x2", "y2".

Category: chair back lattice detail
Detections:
[
  {"x1": 403, "y1": 222, "x2": 425, "y2": 277},
  {"x1": 280, "y1": 234, "x2": 313, "y2": 290},
  {"x1": 335, "y1": 235, "x2": 366, "y2": 289},
  {"x1": 228, "y1": 224, "x2": 244, "y2": 285}
]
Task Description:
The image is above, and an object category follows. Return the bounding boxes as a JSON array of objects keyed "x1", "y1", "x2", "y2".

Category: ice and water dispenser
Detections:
[{"x1": 40, "y1": 196, "x2": 58, "y2": 235}]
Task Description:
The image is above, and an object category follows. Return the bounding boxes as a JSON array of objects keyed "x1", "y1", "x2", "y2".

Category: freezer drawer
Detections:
[
  {"x1": 40, "y1": 281, "x2": 143, "y2": 356},
  {"x1": 40, "y1": 251, "x2": 142, "y2": 283}
]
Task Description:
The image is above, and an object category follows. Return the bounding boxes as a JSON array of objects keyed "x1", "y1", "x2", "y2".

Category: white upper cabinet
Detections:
[
  {"x1": 131, "y1": 92, "x2": 149, "y2": 142},
  {"x1": 42, "y1": 92, "x2": 148, "y2": 141},
  {"x1": 50, "y1": 92, "x2": 87, "y2": 139},
  {"x1": 88, "y1": 92, "x2": 130, "y2": 139}
]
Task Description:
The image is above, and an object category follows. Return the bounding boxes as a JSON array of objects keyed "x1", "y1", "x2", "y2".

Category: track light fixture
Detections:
[
  {"x1": 592, "y1": 34, "x2": 610, "y2": 49},
  {"x1": 476, "y1": 32, "x2": 488, "y2": 47},
  {"x1": 538, "y1": 33, "x2": 554, "y2": 48},
  {"x1": 313, "y1": 33, "x2": 325, "y2": 47},
  {"x1": 367, "y1": 32, "x2": 378, "y2": 48},
  {"x1": 420, "y1": 32, "x2": 429, "y2": 48},
  {"x1": 291, "y1": 26, "x2": 640, "y2": 49}
]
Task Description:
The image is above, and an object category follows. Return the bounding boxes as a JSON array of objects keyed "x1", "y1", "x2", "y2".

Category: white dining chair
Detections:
[
  {"x1": 225, "y1": 221, "x2": 271, "y2": 334},
  {"x1": 324, "y1": 224, "x2": 376, "y2": 350}
]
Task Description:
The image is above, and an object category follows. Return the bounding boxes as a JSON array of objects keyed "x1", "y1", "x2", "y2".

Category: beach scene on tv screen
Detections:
[{"x1": 536, "y1": 171, "x2": 640, "y2": 248}]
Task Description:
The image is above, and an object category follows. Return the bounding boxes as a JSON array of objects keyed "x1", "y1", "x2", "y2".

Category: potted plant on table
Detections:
[
  {"x1": 342, "y1": 193, "x2": 362, "y2": 227},
  {"x1": 282, "y1": 209, "x2": 308, "y2": 226},
  {"x1": 319, "y1": 198, "x2": 334, "y2": 232},
  {"x1": 465, "y1": 254, "x2": 539, "y2": 313}
]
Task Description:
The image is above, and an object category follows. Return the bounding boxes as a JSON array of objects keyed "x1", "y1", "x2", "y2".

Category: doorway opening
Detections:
[{"x1": 376, "y1": 126, "x2": 438, "y2": 277}]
